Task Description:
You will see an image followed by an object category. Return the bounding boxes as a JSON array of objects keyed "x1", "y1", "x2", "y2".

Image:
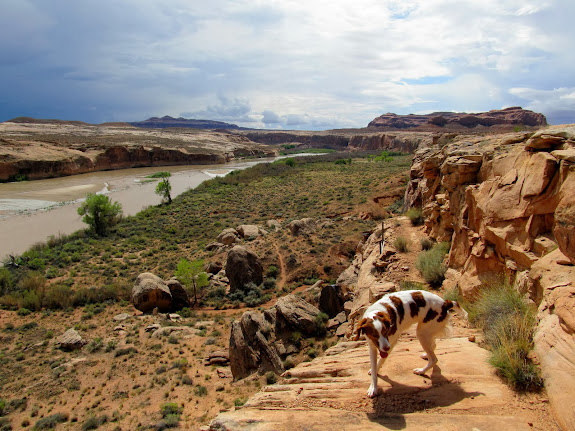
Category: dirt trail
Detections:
[{"x1": 208, "y1": 217, "x2": 559, "y2": 431}]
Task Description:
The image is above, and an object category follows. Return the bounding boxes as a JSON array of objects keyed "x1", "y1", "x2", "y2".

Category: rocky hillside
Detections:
[
  {"x1": 0, "y1": 121, "x2": 273, "y2": 181},
  {"x1": 404, "y1": 124, "x2": 575, "y2": 430},
  {"x1": 368, "y1": 107, "x2": 547, "y2": 131}
]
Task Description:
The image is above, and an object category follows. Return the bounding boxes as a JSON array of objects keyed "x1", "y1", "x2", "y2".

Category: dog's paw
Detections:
[
  {"x1": 420, "y1": 353, "x2": 428, "y2": 360},
  {"x1": 367, "y1": 385, "x2": 378, "y2": 398},
  {"x1": 413, "y1": 367, "x2": 427, "y2": 375}
]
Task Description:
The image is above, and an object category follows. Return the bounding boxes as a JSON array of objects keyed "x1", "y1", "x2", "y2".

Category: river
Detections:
[{"x1": 0, "y1": 156, "x2": 286, "y2": 259}]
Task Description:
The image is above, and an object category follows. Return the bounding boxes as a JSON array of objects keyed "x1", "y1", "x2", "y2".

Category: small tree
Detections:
[
  {"x1": 155, "y1": 173, "x2": 172, "y2": 205},
  {"x1": 77, "y1": 194, "x2": 122, "y2": 236},
  {"x1": 175, "y1": 258, "x2": 209, "y2": 306}
]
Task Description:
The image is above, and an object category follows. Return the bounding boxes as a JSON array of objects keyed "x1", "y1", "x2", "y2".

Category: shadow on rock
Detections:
[{"x1": 367, "y1": 366, "x2": 484, "y2": 428}]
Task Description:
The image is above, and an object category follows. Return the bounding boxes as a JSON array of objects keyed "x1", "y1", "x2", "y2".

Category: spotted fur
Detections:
[{"x1": 353, "y1": 290, "x2": 468, "y2": 398}]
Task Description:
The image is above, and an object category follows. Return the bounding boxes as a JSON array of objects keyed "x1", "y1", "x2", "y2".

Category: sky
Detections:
[{"x1": 1, "y1": 0, "x2": 574, "y2": 130}]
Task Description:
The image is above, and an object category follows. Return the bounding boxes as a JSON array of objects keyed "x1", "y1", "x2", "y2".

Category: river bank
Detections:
[{"x1": 0, "y1": 157, "x2": 280, "y2": 259}]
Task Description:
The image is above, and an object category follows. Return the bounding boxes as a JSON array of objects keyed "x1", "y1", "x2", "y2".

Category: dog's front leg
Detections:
[{"x1": 367, "y1": 343, "x2": 379, "y2": 397}]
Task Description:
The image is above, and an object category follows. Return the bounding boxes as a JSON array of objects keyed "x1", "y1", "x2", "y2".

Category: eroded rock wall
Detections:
[{"x1": 404, "y1": 124, "x2": 575, "y2": 431}]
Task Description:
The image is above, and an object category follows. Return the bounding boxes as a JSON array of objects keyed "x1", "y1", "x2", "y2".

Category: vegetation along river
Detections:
[{"x1": 0, "y1": 156, "x2": 289, "y2": 259}]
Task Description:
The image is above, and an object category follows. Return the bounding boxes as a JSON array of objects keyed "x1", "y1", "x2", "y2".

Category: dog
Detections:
[{"x1": 353, "y1": 289, "x2": 468, "y2": 397}]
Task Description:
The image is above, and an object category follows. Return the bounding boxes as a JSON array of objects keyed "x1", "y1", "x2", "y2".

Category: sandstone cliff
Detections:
[
  {"x1": 0, "y1": 121, "x2": 273, "y2": 181},
  {"x1": 404, "y1": 124, "x2": 575, "y2": 430},
  {"x1": 368, "y1": 107, "x2": 547, "y2": 131}
]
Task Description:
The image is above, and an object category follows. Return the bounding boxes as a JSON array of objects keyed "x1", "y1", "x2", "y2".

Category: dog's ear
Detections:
[
  {"x1": 353, "y1": 318, "x2": 369, "y2": 341},
  {"x1": 375, "y1": 312, "x2": 392, "y2": 332}
]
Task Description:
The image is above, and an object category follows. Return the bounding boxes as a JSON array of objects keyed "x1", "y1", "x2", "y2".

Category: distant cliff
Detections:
[
  {"x1": 130, "y1": 116, "x2": 242, "y2": 130},
  {"x1": 0, "y1": 121, "x2": 273, "y2": 181},
  {"x1": 368, "y1": 107, "x2": 547, "y2": 130}
]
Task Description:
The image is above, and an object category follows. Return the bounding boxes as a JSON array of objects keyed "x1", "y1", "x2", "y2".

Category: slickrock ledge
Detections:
[{"x1": 209, "y1": 332, "x2": 548, "y2": 431}]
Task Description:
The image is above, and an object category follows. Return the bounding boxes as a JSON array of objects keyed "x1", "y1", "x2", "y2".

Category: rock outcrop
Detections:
[
  {"x1": 404, "y1": 124, "x2": 575, "y2": 430},
  {"x1": 368, "y1": 107, "x2": 547, "y2": 130},
  {"x1": 225, "y1": 246, "x2": 264, "y2": 293},
  {"x1": 57, "y1": 328, "x2": 86, "y2": 351},
  {"x1": 0, "y1": 120, "x2": 273, "y2": 181}
]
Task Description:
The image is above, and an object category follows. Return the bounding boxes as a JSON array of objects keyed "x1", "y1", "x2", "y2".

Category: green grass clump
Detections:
[
  {"x1": 468, "y1": 282, "x2": 543, "y2": 391},
  {"x1": 415, "y1": 242, "x2": 449, "y2": 287},
  {"x1": 399, "y1": 280, "x2": 428, "y2": 291},
  {"x1": 406, "y1": 207, "x2": 424, "y2": 226},
  {"x1": 393, "y1": 236, "x2": 409, "y2": 253}
]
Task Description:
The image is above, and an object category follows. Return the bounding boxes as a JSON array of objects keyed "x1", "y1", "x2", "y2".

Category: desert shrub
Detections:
[
  {"x1": 265, "y1": 371, "x2": 277, "y2": 384},
  {"x1": 314, "y1": 312, "x2": 329, "y2": 336},
  {"x1": 160, "y1": 402, "x2": 182, "y2": 417},
  {"x1": 420, "y1": 237, "x2": 433, "y2": 251},
  {"x1": 16, "y1": 308, "x2": 32, "y2": 316},
  {"x1": 468, "y1": 282, "x2": 543, "y2": 391},
  {"x1": 0, "y1": 269, "x2": 14, "y2": 296},
  {"x1": 266, "y1": 265, "x2": 279, "y2": 279},
  {"x1": 43, "y1": 284, "x2": 73, "y2": 309},
  {"x1": 234, "y1": 398, "x2": 247, "y2": 407},
  {"x1": 33, "y1": 413, "x2": 69, "y2": 430},
  {"x1": 86, "y1": 338, "x2": 103, "y2": 353},
  {"x1": 0, "y1": 399, "x2": 5, "y2": 415},
  {"x1": 81, "y1": 415, "x2": 108, "y2": 431},
  {"x1": 114, "y1": 347, "x2": 137, "y2": 357},
  {"x1": 387, "y1": 197, "x2": 404, "y2": 215},
  {"x1": 283, "y1": 357, "x2": 294, "y2": 370},
  {"x1": 399, "y1": 280, "x2": 427, "y2": 291},
  {"x1": 415, "y1": 242, "x2": 449, "y2": 287},
  {"x1": 393, "y1": 236, "x2": 409, "y2": 253},
  {"x1": 194, "y1": 385, "x2": 208, "y2": 396},
  {"x1": 406, "y1": 207, "x2": 424, "y2": 226}
]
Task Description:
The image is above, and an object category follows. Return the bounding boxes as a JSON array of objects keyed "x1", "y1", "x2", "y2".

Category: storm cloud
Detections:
[{"x1": 1, "y1": 0, "x2": 574, "y2": 129}]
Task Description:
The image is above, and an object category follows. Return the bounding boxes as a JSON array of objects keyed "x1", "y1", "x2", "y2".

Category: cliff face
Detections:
[
  {"x1": 405, "y1": 124, "x2": 575, "y2": 430},
  {"x1": 0, "y1": 122, "x2": 273, "y2": 181},
  {"x1": 369, "y1": 107, "x2": 547, "y2": 130},
  {"x1": 240, "y1": 130, "x2": 434, "y2": 153}
]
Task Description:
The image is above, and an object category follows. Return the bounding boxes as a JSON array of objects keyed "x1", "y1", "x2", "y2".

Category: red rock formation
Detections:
[
  {"x1": 404, "y1": 124, "x2": 575, "y2": 430},
  {"x1": 368, "y1": 107, "x2": 547, "y2": 130}
]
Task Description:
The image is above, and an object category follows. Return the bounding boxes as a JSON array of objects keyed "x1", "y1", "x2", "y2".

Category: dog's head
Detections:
[{"x1": 353, "y1": 311, "x2": 394, "y2": 358}]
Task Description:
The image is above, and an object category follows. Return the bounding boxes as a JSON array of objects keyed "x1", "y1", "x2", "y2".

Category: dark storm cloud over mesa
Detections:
[{"x1": 1, "y1": 0, "x2": 574, "y2": 129}]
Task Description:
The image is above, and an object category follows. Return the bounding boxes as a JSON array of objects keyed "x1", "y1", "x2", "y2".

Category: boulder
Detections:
[
  {"x1": 206, "y1": 261, "x2": 223, "y2": 274},
  {"x1": 225, "y1": 246, "x2": 263, "y2": 293},
  {"x1": 229, "y1": 311, "x2": 283, "y2": 380},
  {"x1": 166, "y1": 278, "x2": 190, "y2": 311},
  {"x1": 236, "y1": 224, "x2": 260, "y2": 239},
  {"x1": 132, "y1": 273, "x2": 172, "y2": 313},
  {"x1": 288, "y1": 218, "x2": 317, "y2": 236},
  {"x1": 217, "y1": 228, "x2": 239, "y2": 245},
  {"x1": 275, "y1": 295, "x2": 321, "y2": 335},
  {"x1": 57, "y1": 328, "x2": 86, "y2": 351},
  {"x1": 113, "y1": 313, "x2": 130, "y2": 321},
  {"x1": 204, "y1": 350, "x2": 230, "y2": 366}
]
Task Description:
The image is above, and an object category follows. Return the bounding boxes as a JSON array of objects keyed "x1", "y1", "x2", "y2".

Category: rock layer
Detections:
[{"x1": 404, "y1": 124, "x2": 575, "y2": 430}]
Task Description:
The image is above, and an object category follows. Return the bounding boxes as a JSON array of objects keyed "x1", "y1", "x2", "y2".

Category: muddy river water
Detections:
[{"x1": 0, "y1": 157, "x2": 285, "y2": 259}]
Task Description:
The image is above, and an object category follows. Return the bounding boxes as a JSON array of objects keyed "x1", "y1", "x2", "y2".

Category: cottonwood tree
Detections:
[
  {"x1": 175, "y1": 258, "x2": 209, "y2": 306},
  {"x1": 155, "y1": 173, "x2": 172, "y2": 204},
  {"x1": 77, "y1": 193, "x2": 123, "y2": 236}
]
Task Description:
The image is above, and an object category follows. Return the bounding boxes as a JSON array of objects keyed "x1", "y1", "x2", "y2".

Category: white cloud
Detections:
[{"x1": 0, "y1": 0, "x2": 574, "y2": 128}]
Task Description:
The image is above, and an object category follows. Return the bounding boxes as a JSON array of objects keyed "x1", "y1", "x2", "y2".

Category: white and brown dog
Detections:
[{"x1": 354, "y1": 289, "x2": 468, "y2": 397}]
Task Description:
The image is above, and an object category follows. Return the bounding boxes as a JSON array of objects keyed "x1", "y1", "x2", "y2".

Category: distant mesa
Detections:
[
  {"x1": 129, "y1": 115, "x2": 242, "y2": 130},
  {"x1": 368, "y1": 107, "x2": 547, "y2": 130}
]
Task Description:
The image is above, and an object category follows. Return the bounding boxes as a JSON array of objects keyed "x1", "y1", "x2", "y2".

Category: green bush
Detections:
[
  {"x1": 33, "y1": 413, "x2": 69, "y2": 430},
  {"x1": 81, "y1": 415, "x2": 108, "y2": 431},
  {"x1": 393, "y1": 236, "x2": 409, "y2": 253},
  {"x1": 265, "y1": 371, "x2": 277, "y2": 384},
  {"x1": 415, "y1": 242, "x2": 449, "y2": 287},
  {"x1": 160, "y1": 402, "x2": 182, "y2": 417},
  {"x1": 468, "y1": 282, "x2": 543, "y2": 391},
  {"x1": 420, "y1": 237, "x2": 433, "y2": 251},
  {"x1": 406, "y1": 207, "x2": 424, "y2": 226}
]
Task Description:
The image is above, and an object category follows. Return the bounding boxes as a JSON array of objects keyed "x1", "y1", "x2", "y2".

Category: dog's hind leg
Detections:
[{"x1": 413, "y1": 326, "x2": 437, "y2": 376}]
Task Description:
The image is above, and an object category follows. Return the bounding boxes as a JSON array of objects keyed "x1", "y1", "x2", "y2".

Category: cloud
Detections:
[
  {"x1": 510, "y1": 87, "x2": 575, "y2": 125},
  {"x1": 0, "y1": 0, "x2": 574, "y2": 129}
]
